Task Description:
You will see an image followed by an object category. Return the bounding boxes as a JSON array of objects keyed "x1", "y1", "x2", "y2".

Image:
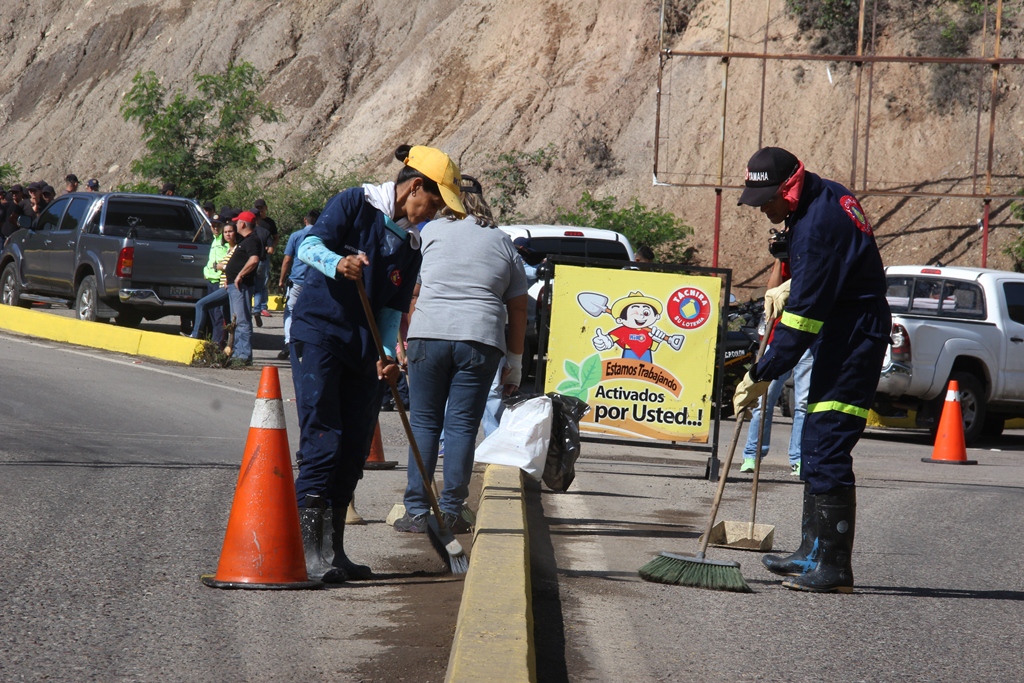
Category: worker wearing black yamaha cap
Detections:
[{"x1": 732, "y1": 147, "x2": 890, "y2": 593}]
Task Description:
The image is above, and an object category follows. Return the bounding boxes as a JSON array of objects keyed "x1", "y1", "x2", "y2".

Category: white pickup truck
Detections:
[{"x1": 872, "y1": 265, "x2": 1024, "y2": 444}]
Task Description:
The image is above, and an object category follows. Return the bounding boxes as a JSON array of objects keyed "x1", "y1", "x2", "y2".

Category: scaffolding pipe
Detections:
[
  {"x1": 713, "y1": 0, "x2": 733, "y2": 269},
  {"x1": 983, "y1": 0, "x2": 1004, "y2": 267},
  {"x1": 757, "y1": 0, "x2": 771, "y2": 149},
  {"x1": 850, "y1": 0, "x2": 867, "y2": 189},
  {"x1": 862, "y1": 0, "x2": 879, "y2": 191}
]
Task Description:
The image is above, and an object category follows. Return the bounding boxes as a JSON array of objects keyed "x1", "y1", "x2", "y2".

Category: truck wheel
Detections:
[
  {"x1": 115, "y1": 310, "x2": 143, "y2": 328},
  {"x1": 950, "y1": 371, "x2": 986, "y2": 446},
  {"x1": 2, "y1": 263, "x2": 30, "y2": 308},
  {"x1": 76, "y1": 276, "x2": 109, "y2": 323},
  {"x1": 982, "y1": 414, "x2": 1005, "y2": 439}
]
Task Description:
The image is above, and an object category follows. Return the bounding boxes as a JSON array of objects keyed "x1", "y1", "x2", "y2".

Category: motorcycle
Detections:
[{"x1": 715, "y1": 297, "x2": 763, "y2": 418}]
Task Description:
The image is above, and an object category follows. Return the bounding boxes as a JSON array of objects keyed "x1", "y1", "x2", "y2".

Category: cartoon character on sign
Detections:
[{"x1": 578, "y1": 290, "x2": 685, "y2": 363}]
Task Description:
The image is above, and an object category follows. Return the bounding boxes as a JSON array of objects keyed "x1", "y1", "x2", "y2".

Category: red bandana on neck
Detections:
[{"x1": 780, "y1": 161, "x2": 805, "y2": 213}]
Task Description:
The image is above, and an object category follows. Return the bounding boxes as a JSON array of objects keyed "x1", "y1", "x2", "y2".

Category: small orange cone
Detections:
[
  {"x1": 922, "y1": 380, "x2": 977, "y2": 466},
  {"x1": 364, "y1": 420, "x2": 398, "y2": 470},
  {"x1": 202, "y1": 367, "x2": 321, "y2": 589}
]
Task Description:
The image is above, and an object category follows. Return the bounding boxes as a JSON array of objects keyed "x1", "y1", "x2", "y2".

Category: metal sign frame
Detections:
[{"x1": 534, "y1": 255, "x2": 733, "y2": 480}]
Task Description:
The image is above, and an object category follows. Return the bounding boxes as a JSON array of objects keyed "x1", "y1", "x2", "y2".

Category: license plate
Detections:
[{"x1": 169, "y1": 286, "x2": 193, "y2": 298}]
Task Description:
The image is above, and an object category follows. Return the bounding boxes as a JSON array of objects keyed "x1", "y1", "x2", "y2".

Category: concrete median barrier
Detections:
[
  {"x1": 0, "y1": 306, "x2": 204, "y2": 365},
  {"x1": 446, "y1": 464, "x2": 535, "y2": 683}
]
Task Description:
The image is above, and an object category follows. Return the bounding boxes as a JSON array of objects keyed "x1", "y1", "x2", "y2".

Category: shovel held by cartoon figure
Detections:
[{"x1": 577, "y1": 292, "x2": 612, "y2": 317}]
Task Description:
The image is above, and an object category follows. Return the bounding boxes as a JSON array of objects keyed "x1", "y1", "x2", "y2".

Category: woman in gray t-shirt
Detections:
[{"x1": 394, "y1": 177, "x2": 528, "y2": 534}]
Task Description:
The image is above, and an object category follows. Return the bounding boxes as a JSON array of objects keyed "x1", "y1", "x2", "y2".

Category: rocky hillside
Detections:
[{"x1": 1, "y1": 0, "x2": 1021, "y2": 291}]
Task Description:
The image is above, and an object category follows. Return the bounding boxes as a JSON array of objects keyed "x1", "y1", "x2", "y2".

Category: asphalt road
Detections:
[
  {"x1": 529, "y1": 416, "x2": 1024, "y2": 682},
  {"x1": 0, "y1": 331, "x2": 462, "y2": 683}
]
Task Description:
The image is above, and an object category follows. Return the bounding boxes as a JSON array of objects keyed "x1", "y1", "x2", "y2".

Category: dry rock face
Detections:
[{"x1": 0, "y1": 0, "x2": 1021, "y2": 289}]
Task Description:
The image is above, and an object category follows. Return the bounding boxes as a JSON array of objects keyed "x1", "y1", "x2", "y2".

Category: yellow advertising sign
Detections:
[{"x1": 543, "y1": 265, "x2": 721, "y2": 443}]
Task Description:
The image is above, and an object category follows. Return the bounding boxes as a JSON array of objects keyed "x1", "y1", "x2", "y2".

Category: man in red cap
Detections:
[
  {"x1": 221, "y1": 210, "x2": 262, "y2": 366},
  {"x1": 733, "y1": 147, "x2": 890, "y2": 593}
]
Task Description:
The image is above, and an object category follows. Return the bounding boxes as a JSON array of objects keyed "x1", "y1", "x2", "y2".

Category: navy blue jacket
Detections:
[
  {"x1": 290, "y1": 187, "x2": 421, "y2": 369},
  {"x1": 752, "y1": 172, "x2": 887, "y2": 381}
]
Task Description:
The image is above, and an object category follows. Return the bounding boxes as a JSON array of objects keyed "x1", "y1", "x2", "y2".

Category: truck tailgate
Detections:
[{"x1": 130, "y1": 241, "x2": 209, "y2": 302}]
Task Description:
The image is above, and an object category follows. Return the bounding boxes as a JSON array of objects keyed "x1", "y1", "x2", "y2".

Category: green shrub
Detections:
[
  {"x1": 482, "y1": 145, "x2": 557, "y2": 221},
  {"x1": 555, "y1": 191, "x2": 697, "y2": 264},
  {"x1": 0, "y1": 161, "x2": 21, "y2": 187},
  {"x1": 120, "y1": 62, "x2": 283, "y2": 200}
]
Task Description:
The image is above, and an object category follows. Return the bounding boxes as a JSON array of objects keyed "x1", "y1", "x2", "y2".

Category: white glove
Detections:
[
  {"x1": 764, "y1": 279, "x2": 792, "y2": 321},
  {"x1": 503, "y1": 352, "x2": 523, "y2": 389},
  {"x1": 593, "y1": 327, "x2": 614, "y2": 351},
  {"x1": 667, "y1": 334, "x2": 685, "y2": 351},
  {"x1": 733, "y1": 371, "x2": 770, "y2": 416}
]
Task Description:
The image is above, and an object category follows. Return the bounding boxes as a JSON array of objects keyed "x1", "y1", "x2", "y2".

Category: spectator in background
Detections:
[
  {"x1": 86, "y1": 178, "x2": 99, "y2": 192},
  {"x1": 65, "y1": 174, "x2": 79, "y2": 194},
  {"x1": 277, "y1": 208, "x2": 318, "y2": 361},
  {"x1": 635, "y1": 245, "x2": 655, "y2": 263},
  {"x1": 252, "y1": 198, "x2": 277, "y2": 321},
  {"x1": 161, "y1": 182, "x2": 176, "y2": 196},
  {"x1": 223, "y1": 211, "x2": 262, "y2": 367},
  {"x1": 202, "y1": 201, "x2": 215, "y2": 220},
  {"x1": 191, "y1": 216, "x2": 234, "y2": 344},
  {"x1": 23, "y1": 183, "x2": 41, "y2": 219},
  {"x1": 10, "y1": 184, "x2": 25, "y2": 207},
  {"x1": 395, "y1": 175, "x2": 528, "y2": 534},
  {"x1": 2, "y1": 202, "x2": 24, "y2": 242},
  {"x1": 0, "y1": 188, "x2": 7, "y2": 226},
  {"x1": 41, "y1": 186, "x2": 56, "y2": 205}
]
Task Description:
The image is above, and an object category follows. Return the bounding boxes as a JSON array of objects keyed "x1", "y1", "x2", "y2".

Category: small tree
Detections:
[
  {"x1": 120, "y1": 62, "x2": 282, "y2": 200},
  {"x1": 556, "y1": 192, "x2": 697, "y2": 264},
  {"x1": 482, "y1": 145, "x2": 557, "y2": 221}
]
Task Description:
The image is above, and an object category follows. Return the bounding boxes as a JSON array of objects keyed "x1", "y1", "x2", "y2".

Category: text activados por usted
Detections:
[{"x1": 593, "y1": 401, "x2": 705, "y2": 427}]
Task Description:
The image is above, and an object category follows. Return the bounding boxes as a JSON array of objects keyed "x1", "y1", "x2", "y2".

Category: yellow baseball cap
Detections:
[{"x1": 403, "y1": 145, "x2": 466, "y2": 218}]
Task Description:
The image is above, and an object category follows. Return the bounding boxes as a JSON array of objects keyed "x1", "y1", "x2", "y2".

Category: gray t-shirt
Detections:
[{"x1": 408, "y1": 217, "x2": 528, "y2": 353}]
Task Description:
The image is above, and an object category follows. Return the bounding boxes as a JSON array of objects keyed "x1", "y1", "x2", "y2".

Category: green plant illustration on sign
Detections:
[{"x1": 556, "y1": 354, "x2": 602, "y2": 401}]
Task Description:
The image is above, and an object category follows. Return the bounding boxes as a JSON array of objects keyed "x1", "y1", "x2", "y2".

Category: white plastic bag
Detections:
[{"x1": 474, "y1": 395, "x2": 553, "y2": 481}]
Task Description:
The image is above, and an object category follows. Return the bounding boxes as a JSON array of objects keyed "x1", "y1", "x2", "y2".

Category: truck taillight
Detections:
[
  {"x1": 890, "y1": 323, "x2": 911, "y2": 361},
  {"x1": 116, "y1": 247, "x2": 134, "y2": 277}
]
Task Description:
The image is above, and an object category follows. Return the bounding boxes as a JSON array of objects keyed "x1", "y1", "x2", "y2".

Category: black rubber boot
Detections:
[
  {"x1": 762, "y1": 482, "x2": 817, "y2": 577},
  {"x1": 782, "y1": 486, "x2": 856, "y2": 593},
  {"x1": 299, "y1": 496, "x2": 335, "y2": 581},
  {"x1": 322, "y1": 505, "x2": 373, "y2": 584}
]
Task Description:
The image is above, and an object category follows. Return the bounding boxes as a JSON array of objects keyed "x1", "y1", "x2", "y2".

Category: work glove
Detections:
[
  {"x1": 764, "y1": 279, "x2": 791, "y2": 321},
  {"x1": 592, "y1": 328, "x2": 614, "y2": 352},
  {"x1": 733, "y1": 369, "x2": 770, "y2": 417},
  {"x1": 503, "y1": 352, "x2": 523, "y2": 394}
]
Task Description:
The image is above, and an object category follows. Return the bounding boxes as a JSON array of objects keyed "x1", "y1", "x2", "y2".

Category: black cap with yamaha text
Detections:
[{"x1": 737, "y1": 147, "x2": 800, "y2": 207}]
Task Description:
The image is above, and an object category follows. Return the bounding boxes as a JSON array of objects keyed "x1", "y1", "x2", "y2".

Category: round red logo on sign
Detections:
[{"x1": 667, "y1": 287, "x2": 711, "y2": 330}]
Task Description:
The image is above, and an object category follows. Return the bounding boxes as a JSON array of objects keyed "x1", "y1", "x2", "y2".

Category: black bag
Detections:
[{"x1": 541, "y1": 392, "x2": 590, "y2": 492}]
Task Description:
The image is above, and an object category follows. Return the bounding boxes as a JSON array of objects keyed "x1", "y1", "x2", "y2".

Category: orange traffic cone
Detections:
[
  {"x1": 202, "y1": 367, "x2": 322, "y2": 589},
  {"x1": 922, "y1": 380, "x2": 978, "y2": 466},
  {"x1": 364, "y1": 420, "x2": 398, "y2": 470}
]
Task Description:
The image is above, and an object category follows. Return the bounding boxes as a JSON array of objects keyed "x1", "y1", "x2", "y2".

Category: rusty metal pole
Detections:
[
  {"x1": 971, "y1": 0, "x2": 990, "y2": 196},
  {"x1": 982, "y1": 0, "x2": 1004, "y2": 268},
  {"x1": 653, "y1": 0, "x2": 668, "y2": 183},
  {"x1": 713, "y1": 0, "x2": 733, "y2": 269},
  {"x1": 850, "y1": 0, "x2": 867, "y2": 189},
  {"x1": 757, "y1": 0, "x2": 771, "y2": 149},
  {"x1": 862, "y1": 0, "x2": 879, "y2": 191}
]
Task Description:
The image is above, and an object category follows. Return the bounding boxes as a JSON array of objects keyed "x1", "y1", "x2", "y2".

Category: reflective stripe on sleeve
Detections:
[
  {"x1": 780, "y1": 310, "x2": 824, "y2": 334},
  {"x1": 807, "y1": 401, "x2": 869, "y2": 419}
]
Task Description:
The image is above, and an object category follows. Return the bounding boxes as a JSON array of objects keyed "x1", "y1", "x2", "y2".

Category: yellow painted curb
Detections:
[
  {"x1": 446, "y1": 465, "x2": 535, "y2": 683},
  {"x1": 268, "y1": 295, "x2": 285, "y2": 311},
  {"x1": 0, "y1": 306, "x2": 205, "y2": 365}
]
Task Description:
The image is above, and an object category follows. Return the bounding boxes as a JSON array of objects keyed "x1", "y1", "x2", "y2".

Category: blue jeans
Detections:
[
  {"x1": 227, "y1": 283, "x2": 253, "y2": 362},
  {"x1": 191, "y1": 284, "x2": 229, "y2": 341},
  {"x1": 405, "y1": 339, "x2": 502, "y2": 515},
  {"x1": 283, "y1": 282, "x2": 303, "y2": 344},
  {"x1": 253, "y1": 259, "x2": 269, "y2": 313},
  {"x1": 481, "y1": 358, "x2": 506, "y2": 438},
  {"x1": 742, "y1": 348, "x2": 813, "y2": 465}
]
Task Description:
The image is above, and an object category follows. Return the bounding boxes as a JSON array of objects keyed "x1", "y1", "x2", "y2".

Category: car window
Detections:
[
  {"x1": 58, "y1": 198, "x2": 90, "y2": 233},
  {"x1": 524, "y1": 237, "x2": 630, "y2": 262},
  {"x1": 1004, "y1": 282, "x2": 1024, "y2": 325},
  {"x1": 35, "y1": 197, "x2": 70, "y2": 232},
  {"x1": 102, "y1": 199, "x2": 203, "y2": 242},
  {"x1": 896, "y1": 276, "x2": 985, "y2": 319}
]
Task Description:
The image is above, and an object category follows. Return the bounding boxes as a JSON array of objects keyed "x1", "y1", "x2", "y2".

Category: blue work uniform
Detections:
[
  {"x1": 750, "y1": 172, "x2": 891, "y2": 494},
  {"x1": 290, "y1": 187, "x2": 421, "y2": 508}
]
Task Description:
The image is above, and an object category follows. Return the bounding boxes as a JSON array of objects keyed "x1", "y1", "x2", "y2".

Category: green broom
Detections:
[
  {"x1": 640, "y1": 316, "x2": 777, "y2": 591},
  {"x1": 639, "y1": 413, "x2": 752, "y2": 592}
]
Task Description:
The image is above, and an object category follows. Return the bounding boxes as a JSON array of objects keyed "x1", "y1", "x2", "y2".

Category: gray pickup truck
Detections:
[{"x1": 1, "y1": 192, "x2": 212, "y2": 331}]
